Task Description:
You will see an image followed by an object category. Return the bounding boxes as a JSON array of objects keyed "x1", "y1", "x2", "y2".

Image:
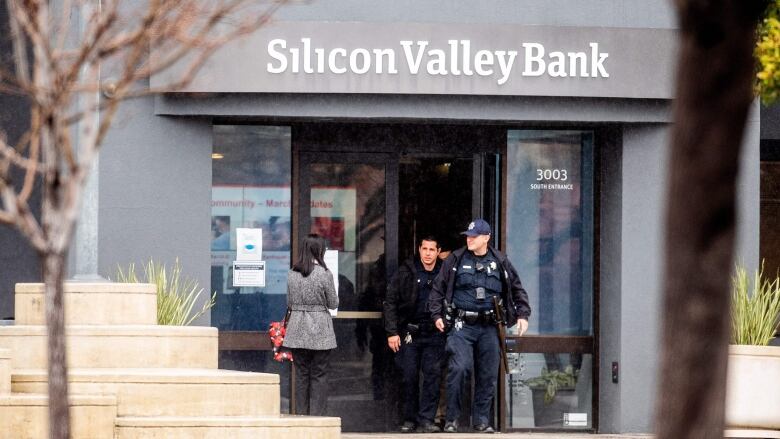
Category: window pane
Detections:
[
  {"x1": 210, "y1": 125, "x2": 292, "y2": 331},
  {"x1": 308, "y1": 162, "x2": 386, "y2": 311},
  {"x1": 506, "y1": 353, "x2": 593, "y2": 429},
  {"x1": 761, "y1": 161, "x2": 780, "y2": 275},
  {"x1": 505, "y1": 130, "x2": 594, "y2": 336},
  {"x1": 305, "y1": 159, "x2": 395, "y2": 431}
]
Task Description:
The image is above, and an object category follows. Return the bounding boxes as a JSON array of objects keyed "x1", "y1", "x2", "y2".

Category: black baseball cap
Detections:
[{"x1": 461, "y1": 219, "x2": 492, "y2": 236}]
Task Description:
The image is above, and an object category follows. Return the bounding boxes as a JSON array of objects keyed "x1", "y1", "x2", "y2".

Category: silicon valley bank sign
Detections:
[
  {"x1": 267, "y1": 39, "x2": 610, "y2": 84},
  {"x1": 155, "y1": 22, "x2": 677, "y2": 99}
]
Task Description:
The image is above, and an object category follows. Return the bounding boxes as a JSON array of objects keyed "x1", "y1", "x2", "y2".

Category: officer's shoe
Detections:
[
  {"x1": 418, "y1": 422, "x2": 441, "y2": 433},
  {"x1": 443, "y1": 420, "x2": 458, "y2": 433},
  {"x1": 473, "y1": 424, "x2": 495, "y2": 433},
  {"x1": 400, "y1": 421, "x2": 416, "y2": 433}
]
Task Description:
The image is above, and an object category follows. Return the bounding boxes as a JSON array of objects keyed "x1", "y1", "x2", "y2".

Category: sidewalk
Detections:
[{"x1": 342, "y1": 434, "x2": 652, "y2": 438}]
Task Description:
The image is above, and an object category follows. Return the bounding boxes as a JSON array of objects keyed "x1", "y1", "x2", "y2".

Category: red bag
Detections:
[{"x1": 269, "y1": 308, "x2": 293, "y2": 362}]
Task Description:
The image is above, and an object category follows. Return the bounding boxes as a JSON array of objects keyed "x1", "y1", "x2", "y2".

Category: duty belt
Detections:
[{"x1": 458, "y1": 309, "x2": 497, "y2": 325}]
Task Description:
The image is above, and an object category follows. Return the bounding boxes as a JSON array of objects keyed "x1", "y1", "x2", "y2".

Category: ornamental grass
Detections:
[
  {"x1": 117, "y1": 258, "x2": 215, "y2": 326},
  {"x1": 731, "y1": 263, "x2": 780, "y2": 346}
]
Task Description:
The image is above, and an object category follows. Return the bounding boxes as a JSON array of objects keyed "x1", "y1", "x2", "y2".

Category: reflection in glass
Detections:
[
  {"x1": 506, "y1": 353, "x2": 593, "y2": 429},
  {"x1": 328, "y1": 319, "x2": 399, "y2": 431},
  {"x1": 761, "y1": 162, "x2": 780, "y2": 275},
  {"x1": 308, "y1": 163, "x2": 386, "y2": 312},
  {"x1": 506, "y1": 130, "x2": 594, "y2": 336},
  {"x1": 308, "y1": 161, "x2": 397, "y2": 431},
  {"x1": 210, "y1": 125, "x2": 292, "y2": 331}
]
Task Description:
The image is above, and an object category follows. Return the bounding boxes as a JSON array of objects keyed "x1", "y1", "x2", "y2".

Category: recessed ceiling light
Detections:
[{"x1": 212, "y1": 153, "x2": 224, "y2": 159}]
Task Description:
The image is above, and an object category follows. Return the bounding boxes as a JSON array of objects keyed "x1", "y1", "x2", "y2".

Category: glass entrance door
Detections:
[
  {"x1": 296, "y1": 152, "x2": 399, "y2": 432},
  {"x1": 501, "y1": 130, "x2": 596, "y2": 431}
]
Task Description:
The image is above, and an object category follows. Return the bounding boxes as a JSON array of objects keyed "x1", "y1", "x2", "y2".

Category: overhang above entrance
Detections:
[{"x1": 152, "y1": 21, "x2": 677, "y2": 99}]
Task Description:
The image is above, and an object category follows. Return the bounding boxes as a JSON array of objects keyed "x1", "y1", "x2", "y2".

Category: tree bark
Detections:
[
  {"x1": 656, "y1": 1, "x2": 766, "y2": 438},
  {"x1": 42, "y1": 251, "x2": 70, "y2": 439}
]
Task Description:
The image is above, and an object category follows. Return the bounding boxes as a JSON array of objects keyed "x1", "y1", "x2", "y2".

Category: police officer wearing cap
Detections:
[{"x1": 429, "y1": 219, "x2": 531, "y2": 433}]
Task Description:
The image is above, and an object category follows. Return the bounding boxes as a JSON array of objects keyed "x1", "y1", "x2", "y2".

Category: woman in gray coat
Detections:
[{"x1": 283, "y1": 234, "x2": 338, "y2": 416}]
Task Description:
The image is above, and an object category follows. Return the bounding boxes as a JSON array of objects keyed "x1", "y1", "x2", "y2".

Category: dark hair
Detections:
[
  {"x1": 292, "y1": 234, "x2": 329, "y2": 277},
  {"x1": 418, "y1": 235, "x2": 440, "y2": 248}
]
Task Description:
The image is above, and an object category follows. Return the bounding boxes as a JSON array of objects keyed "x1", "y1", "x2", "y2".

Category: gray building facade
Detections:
[{"x1": 0, "y1": 1, "x2": 760, "y2": 434}]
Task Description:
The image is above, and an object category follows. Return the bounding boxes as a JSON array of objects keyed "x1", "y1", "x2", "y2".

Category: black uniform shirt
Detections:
[
  {"x1": 453, "y1": 251, "x2": 502, "y2": 312},
  {"x1": 413, "y1": 258, "x2": 441, "y2": 322}
]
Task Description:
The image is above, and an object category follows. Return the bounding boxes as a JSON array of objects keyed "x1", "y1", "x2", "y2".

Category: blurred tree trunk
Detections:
[
  {"x1": 656, "y1": 1, "x2": 767, "y2": 438},
  {"x1": 43, "y1": 252, "x2": 69, "y2": 439}
]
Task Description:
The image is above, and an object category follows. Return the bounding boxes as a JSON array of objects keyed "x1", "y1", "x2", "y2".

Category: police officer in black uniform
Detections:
[
  {"x1": 384, "y1": 236, "x2": 445, "y2": 433},
  {"x1": 429, "y1": 219, "x2": 531, "y2": 433}
]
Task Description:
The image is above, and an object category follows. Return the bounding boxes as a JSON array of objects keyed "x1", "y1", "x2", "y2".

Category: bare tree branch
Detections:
[
  {"x1": 0, "y1": 2, "x2": 286, "y2": 437},
  {"x1": 0, "y1": 183, "x2": 46, "y2": 252},
  {"x1": 8, "y1": 0, "x2": 56, "y2": 96},
  {"x1": 53, "y1": 0, "x2": 74, "y2": 53},
  {"x1": 54, "y1": 1, "x2": 118, "y2": 105},
  {"x1": 4, "y1": 0, "x2": 30, "y2": 86},
  {"x1": 0, "y1": 134, "x2": 42, "y2": 176},
  {"x1": 0, "y1": 69, "x2": 36, "y2": 95},
  {"x1": 139, "y1": 5, "x2": 279, "y2": 81},
  {"x1": 19, "y1": 114, "x2": 40, "y2": 203}
]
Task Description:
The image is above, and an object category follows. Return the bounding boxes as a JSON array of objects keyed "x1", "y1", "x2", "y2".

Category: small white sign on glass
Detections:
[
  {"x1": 236, "y1": 228, "x2": 262, "y2": 261},
  {"x1": 233, "y1": 261, "x2": 266, "y2": 287},
  {"x1": 324, "y1": 250, "x2": 339, "y2": 316}
]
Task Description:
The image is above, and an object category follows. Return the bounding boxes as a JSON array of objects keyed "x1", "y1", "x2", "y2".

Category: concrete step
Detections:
[
  {"x1": 115, "y1": 415, "x2": 341, "y2": 439},
  {"x1": 0, "y1": 393, "x2": 116, "y2": 439},
  {"x1": 15, "y1": 282, "x2": 157, "y2": 326},
  {"x1": 13, "y1": 368, "x2": 280, "y2": 417},
  {"x1": 725, "y1": 429, "x2": 780, "y2": 438},
  {"x1": 0, "y1": 325, "x2": 217, "y2": 369},
  {"x1": 0, "y1": 348, "x2": 9, "y2": 394}
]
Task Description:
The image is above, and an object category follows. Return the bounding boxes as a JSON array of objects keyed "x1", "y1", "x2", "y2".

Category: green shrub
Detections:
[
  {"x1": 731, "y1": 263, "x2": 780, "y2": 346},
  {"x1": 116, "y1": 259, "x2": 215, "y2": 326},
  {"x1": 757, "y1": 2, "x2": 780, "y2": 104}
]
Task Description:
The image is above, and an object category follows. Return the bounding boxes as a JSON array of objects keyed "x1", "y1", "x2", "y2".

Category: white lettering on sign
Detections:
[
  {"x1": 267, "y1": 38, "x2": 610, "y2": 84},
  {"x1": 522, "y1": 43, "x2": 545, "y2": 76},
  {"x1": 267, "y1": 39, "x2": 288, "y2": 73},
  {"x1": 400, "y1": 40, "x2": 427, "y2": 74}
]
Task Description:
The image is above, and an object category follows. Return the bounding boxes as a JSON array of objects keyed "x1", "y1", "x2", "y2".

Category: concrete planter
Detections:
[{"x1": 725, "y1": 344, "x2": 780, "y2": 431}]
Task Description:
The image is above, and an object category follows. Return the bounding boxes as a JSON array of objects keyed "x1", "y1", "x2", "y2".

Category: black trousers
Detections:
[
  {"x1": 292, "y1": 348, "x2": 331, "y2": 416},
  {"x1": 397, "y1": 331, "x2": 446, "y2": 424}
]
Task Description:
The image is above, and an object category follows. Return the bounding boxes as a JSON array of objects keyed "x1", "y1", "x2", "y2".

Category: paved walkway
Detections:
[
  {"x1": 342, "y1": 429, "x2": 780, "y2": 438},
  {"x1": 343, "y1": 433, "x2": 652, "y2": 438}
]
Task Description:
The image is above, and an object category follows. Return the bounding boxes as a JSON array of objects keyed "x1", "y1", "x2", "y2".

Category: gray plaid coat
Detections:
[{"x1": 282, "y1": 264, "x2": 339, "y2": 350}]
